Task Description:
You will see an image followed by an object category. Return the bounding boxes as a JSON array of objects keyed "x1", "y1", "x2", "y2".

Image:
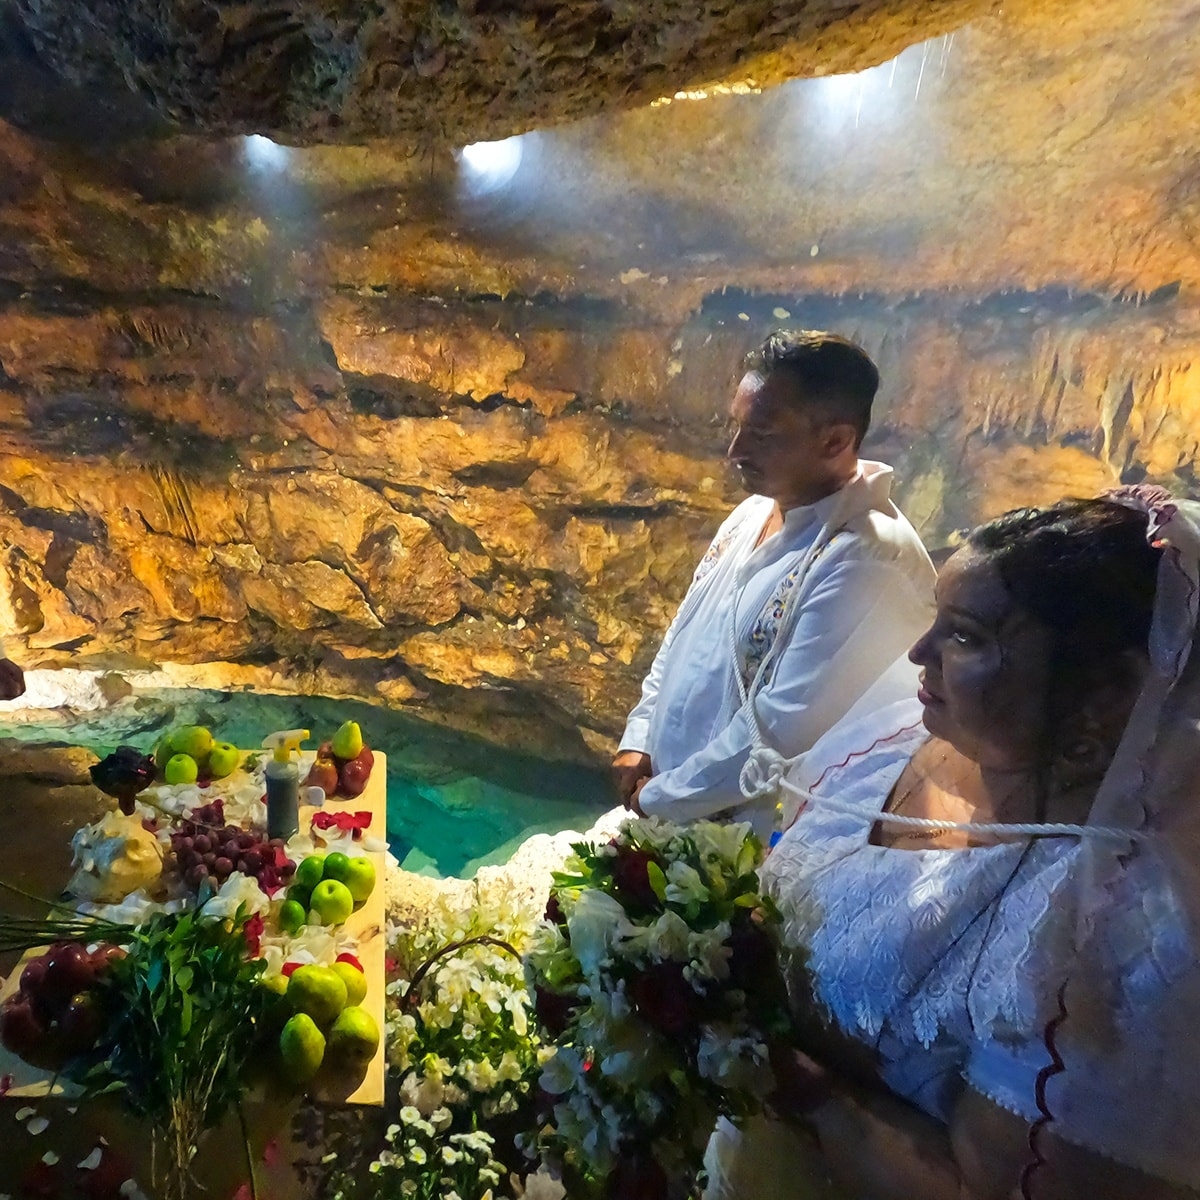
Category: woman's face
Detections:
[{"x1": 908, "y1": 549, "x2": 1054, "y2": 770}]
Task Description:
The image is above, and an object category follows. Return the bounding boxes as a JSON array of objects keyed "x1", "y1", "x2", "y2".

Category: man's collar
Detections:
[{"x1": 777, "y1": 460, "x2": 893, "y2": 531}]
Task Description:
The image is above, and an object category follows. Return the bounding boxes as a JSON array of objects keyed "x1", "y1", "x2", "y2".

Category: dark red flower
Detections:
[
  {"x1": 534, "y1": 984, "x2": 581, "y2": 1038},
  {"x1": 606, "y1": 1151, "x2": 669, "y2": 1200},
  {"x1": 727, "y1": 918, "x2": 776, "y2": 991},
  {"x1": 544, "y1": 892, "x2": 566, "y2": 925},
  {"x1": 242, "y1": 913, "x2": 265, "y2": 957},
  {"x1": 631, "y1": 961, "x2": 696, "y2": 1035},
  {"x1": 610, "y1": 848, "x2": 662, "y2": 910}
]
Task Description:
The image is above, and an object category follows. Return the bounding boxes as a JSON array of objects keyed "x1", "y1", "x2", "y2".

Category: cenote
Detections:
[{"x1": 0, "y1": 689, "x2": 612, "y2": 878}]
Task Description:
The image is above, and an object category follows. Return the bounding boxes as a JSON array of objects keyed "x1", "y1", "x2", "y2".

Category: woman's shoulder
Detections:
[{"x1": 790, "y1": 698, "x2": 927, "y2": 797}]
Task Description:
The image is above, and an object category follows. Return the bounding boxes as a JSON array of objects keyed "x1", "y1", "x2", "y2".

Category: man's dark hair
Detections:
[{"x1": 743, "y1": 330, "x2": 879, "y2": 450}]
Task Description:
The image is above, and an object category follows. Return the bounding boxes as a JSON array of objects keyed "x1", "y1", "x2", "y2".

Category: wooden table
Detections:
[{"x1": 0, "y1": 748, "x2": 390, "y2": 1196}]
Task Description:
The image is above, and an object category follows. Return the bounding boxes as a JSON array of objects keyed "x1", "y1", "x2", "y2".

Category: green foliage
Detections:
[{"x1": 77, "y1": 907, "x2": 273, "y2": 1200}]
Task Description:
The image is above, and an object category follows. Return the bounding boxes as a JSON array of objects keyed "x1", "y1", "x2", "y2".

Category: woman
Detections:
[{"x1": 706, "y1": 490, "x2": 1200, "y2": 1199}]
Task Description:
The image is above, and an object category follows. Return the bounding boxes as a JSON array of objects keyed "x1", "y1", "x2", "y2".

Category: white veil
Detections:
[{"x1": 1032, "y1": 488, "x2": 1200, "y2": 1192}]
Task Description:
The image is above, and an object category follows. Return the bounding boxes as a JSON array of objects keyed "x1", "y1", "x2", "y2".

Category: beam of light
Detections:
[
  {"x1": 243, "y1": 134, "x2": 291, "y2": 170},
  {"x1": 458, "y1": 136, "x2": 524, "y2": 194}
]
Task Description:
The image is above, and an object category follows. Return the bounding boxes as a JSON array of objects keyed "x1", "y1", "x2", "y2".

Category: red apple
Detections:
[
  {"x1": 305, "y1": 756, "x2": 340, "y2": 798},
  {"x1": 42, "y1": 943, "x2": 96, "y2": 1012},
  {"x1": 338, "y1": 747, "x2": 374, "y2": 797},
  {"x1": 1, "y1": 997, "x2": 47, "y2": 1059},
  {"x1": 59, "y1": 991, "x2": 105, "y2": 1054}
]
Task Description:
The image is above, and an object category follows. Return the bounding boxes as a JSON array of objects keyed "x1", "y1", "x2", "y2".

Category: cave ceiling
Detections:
[{"x1": 0, "y1": 0, "x2": 1193, "y2": 306}]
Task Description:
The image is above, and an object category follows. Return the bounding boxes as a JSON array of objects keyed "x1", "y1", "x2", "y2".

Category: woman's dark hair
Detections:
[{"x1": 967, "y1": 497, "x2": 1162, "y2": 721}]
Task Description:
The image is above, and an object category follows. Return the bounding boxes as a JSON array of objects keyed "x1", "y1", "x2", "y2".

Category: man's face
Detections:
[{"x1": 726, "y1": 371, "x2": 837, "y2": 505}]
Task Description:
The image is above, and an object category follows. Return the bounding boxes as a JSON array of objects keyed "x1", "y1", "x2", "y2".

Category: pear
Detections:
[{"x1": 330, "y1": 720, "x2": 363, "y2": 763}]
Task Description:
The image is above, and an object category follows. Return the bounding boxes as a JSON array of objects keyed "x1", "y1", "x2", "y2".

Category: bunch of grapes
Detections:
[{"x1": 166, "y1": 800, "x2": 296, "y2": 895}]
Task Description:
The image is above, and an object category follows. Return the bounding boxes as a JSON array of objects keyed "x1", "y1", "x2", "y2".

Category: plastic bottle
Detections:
[{"x1": 262, "y1": 728, "x2": 310, "y2": 841}]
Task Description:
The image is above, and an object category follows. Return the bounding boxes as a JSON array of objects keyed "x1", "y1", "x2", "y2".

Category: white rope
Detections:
[
  {"x1": 731, "y1": 514, "x2": 843, "y2": 804},
  {"x1": 780, "y1": 780, "x2": 1149, "y2": 842}
]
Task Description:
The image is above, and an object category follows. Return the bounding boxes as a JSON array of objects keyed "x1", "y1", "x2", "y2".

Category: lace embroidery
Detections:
[{"x1": 762, "y1": 724, "x2": 1193, "y2": 1143}]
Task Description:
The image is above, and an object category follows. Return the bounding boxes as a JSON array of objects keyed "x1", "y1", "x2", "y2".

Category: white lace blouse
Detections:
[{"x1": 764, "y1": 702, "x2": 1200, "y2": 1188}]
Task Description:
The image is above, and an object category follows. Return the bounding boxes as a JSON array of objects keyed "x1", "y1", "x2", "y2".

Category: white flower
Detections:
[
  {"x1": 565, "y1": 889, "x2": 634, "y2": 978},
  {"x1": 665, "y1": 861, "x2": 710, "y2": 906},
  {"x1": 691, "y1": 820, "x2": 754, "y2": 869},
  {"x1": 539, "y1": 1047, "x2": 586, "y2": 1096},
  {"x1": 696, "y1": 1025, "x2": 773, "y2": 1095},
  {"x1": 688, "y1": 921, "x2": 733, "y2": 982},
  {"x1": 621, "y1": 909, "x2": 691, "y2": 962},
  {"x1": 408, "y1": 1145, "x2": 427, "y2": 1166},
  {"x1": 399, "y1": 1106, "x2": 422, "y2": 1126},
  {"x1": 520, "y1": 1167, "x2": 568, "y2": 1200}
]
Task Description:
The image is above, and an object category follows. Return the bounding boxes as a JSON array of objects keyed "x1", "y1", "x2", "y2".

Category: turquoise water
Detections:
[{"x1": 0, "y1": 689, "x2": 612, "y2": 877}]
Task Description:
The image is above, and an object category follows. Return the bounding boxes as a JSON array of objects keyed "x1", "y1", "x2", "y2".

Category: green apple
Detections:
[
  {"x1": 286, "y1": 884, "x2": 311, "y2": 911},
  {"x1": 331, "y1": 961, "x2": 367, "y2": 1007},
  {"x1": 330, "y1": 720, "x2": 363, "y2": 762},
  {"x1": 343, "y1": 856, "x2": 376, "y2": 905},
  {"x1": 279, "y1": 1012, "x2": 325, "y2": 1082},
  {"x1": 163, "y1": 753, "x2": 199, "y2": 786},
  {"x1": 278, "y1": 899, "x2": 307, "y2": 935},
  {"x1": 294, "y1": 855, "x2": 325, "y2": 893},
  {"x1": 171, "y1": 725, "x2": 214, "y2": 763},
  {"x1": 154, "y1": 736, "x2": 176, "y2": 771},
  {"x1": 321, "y1": 852, "x2": 352, "y2": 884},
  {"x1": 207, "y1": 741, "x2": 239, "y2": 779},
  {"x1": 287, "y1": 964, "x2": 347, "y2": 1027},
  {"x1": 327, "y1": 1006, "x2": 380, "y2": 1066},
  {"x1": 309, "y1": 879, "x2": 354, "y2": 927}
]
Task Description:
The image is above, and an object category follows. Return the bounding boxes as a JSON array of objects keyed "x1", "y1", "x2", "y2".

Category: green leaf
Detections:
[{"x1": 646, "y1": 861, "x2": 668, "y2": 902}]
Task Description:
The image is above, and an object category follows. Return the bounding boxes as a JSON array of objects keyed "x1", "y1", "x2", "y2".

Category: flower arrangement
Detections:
[
  {"x1": 525, "y1": 817, "x2": 789, "y2": 1198},
  {"x1": 331, "y1": 884, "x2": 549, "y2": 1200}
]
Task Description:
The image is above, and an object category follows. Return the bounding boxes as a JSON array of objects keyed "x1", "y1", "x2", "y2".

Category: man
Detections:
[{"x1": 613, "y1": 330, "x2": 935, "y2": 834}]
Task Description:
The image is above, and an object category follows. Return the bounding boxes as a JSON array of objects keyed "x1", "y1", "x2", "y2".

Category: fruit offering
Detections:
[
  {"x1": 89, "y1": 747, "x2": 157, "y2": 816},
  {"x1": 153, "y1": 725, "x2": 240, "y2": 785},
  {"x1": 1, "y1": 942, "x2": 124, "y2": 1066},
  {"x1": 314, "y1": 721, "x2": 375, "y2": 798},
  {"x1": 285, "y1": 853, "x2": 375, "y2": 926},
  {"x1": 276, "y1": 957, "x2": 377, "y2": 1081},
  {"x1": 167, "y1": 799, "x2": 296, "y2": 895}
]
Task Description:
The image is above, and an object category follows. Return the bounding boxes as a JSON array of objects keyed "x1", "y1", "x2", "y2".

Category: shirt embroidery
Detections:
[{"x1": 741, "y1": 532, "x2": 844, "y2": 690}]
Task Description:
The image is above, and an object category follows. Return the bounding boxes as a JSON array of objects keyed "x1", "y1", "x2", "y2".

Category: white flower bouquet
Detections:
[
  {"x1": 334, "y1": 886, "x2": 547, "y2": 1200},
  {"x1": 525, "y1": 817, "x2": 789, "y2": 1199}
]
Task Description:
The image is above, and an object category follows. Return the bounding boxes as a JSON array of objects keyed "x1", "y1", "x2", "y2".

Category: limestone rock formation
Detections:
[
  {"x1": 1, "y1": 0, "x2": 1199, "y2": 762},
  {"x1": 4, "y1": 0, "x2": 978, "y2": 145}
]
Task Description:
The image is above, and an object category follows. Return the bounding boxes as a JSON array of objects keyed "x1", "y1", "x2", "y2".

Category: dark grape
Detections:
[
  {"x1": 220, "y1": 840, "x2": 239, "y2": 861},
  {"x1": 193, "y1": 834, "x2": 212, "y2": 855},
  {"x1": 279, "y1": 859, "x2": 297, "y2": 879},
  {"x1": 180, "y1": 821, "x2": 196, "y2": 838},
  {"x1": 18, "y1": 956, "x2": 48, "y2": 998},
  {"x1": 175, "y1": 836, "x2": 194, "y2": 853},
  {"x1": 201, "y1": 852, "x2": 217, "y2": 869},
  {"x1": 237, "y1": 832, "x2": 256, "y2": 850},
  {"x1": 213, "y1": 856, "x2": 233, "y2": 878},
  {"x1": 43, "y1": 944, "x2": 96, "y2": 1006},
  {"x1": 242, "y1": 850, "x2": 263, "y2": 873}
]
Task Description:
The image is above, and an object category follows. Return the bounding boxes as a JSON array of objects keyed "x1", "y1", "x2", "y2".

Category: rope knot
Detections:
[{"x1": 739, "y1": 745, "x2": 789, "y2": 801}]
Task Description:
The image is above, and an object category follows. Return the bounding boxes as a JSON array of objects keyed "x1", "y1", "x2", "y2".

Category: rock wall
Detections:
[{"x1": 3, "y1": 0, "x2": 1200, "y2": 765}]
